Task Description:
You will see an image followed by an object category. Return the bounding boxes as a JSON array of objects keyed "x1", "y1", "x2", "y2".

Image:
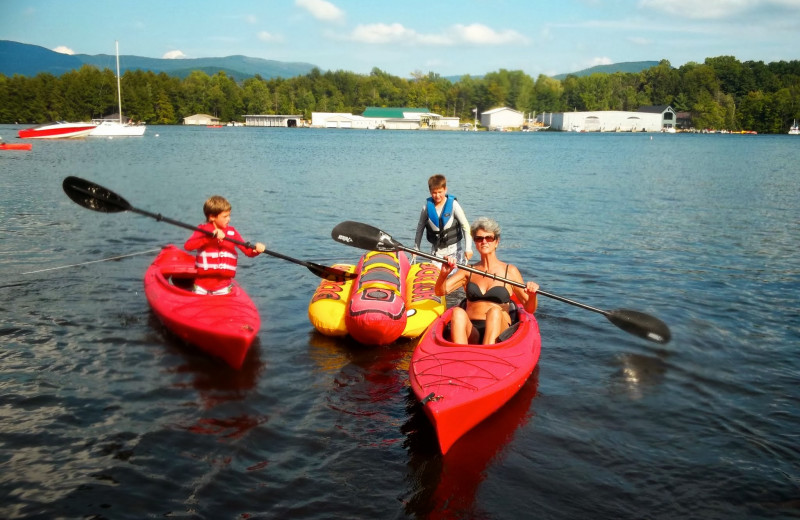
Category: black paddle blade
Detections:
[
  {"x1": 306, "y1": 263, "x2": 356, "y2": 282},
  {"x1": 63, "y1": 176, "x2": 132, "y2": 213},
  {"x1": 331, "y1": 221, "x2": 402, "y2": 252},
  {"x1": 606, "y1": 309, "x2": 671, "y2": 344}
]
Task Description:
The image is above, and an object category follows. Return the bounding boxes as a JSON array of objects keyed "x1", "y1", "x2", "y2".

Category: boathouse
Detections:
[
  {"x1": 183, "y1": 114, "x2": 220, "y2": 125},
  {"x1": 637, "y1": 105, "x2": 678, "y2": 131},
  {"x1": 243, "y1": 114, "x2": 303, "y2": 127},
  {"x1": 310, "y1": 107, "x2": 460, "y2": 130},
  {"x1": 542, "y1": 106, "x2": 676, "y2": 132},
  {"x1": 480, "y1": 107, "x2": 525, "y2": 131}
]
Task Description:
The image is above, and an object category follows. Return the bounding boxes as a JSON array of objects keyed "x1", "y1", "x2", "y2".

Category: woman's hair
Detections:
[
  {"x1": 203, "y1": 195, "x2": 231, "y2": 219},
  {"x1": 471, "y1": 217, "x2": 501, "y2": 239}
]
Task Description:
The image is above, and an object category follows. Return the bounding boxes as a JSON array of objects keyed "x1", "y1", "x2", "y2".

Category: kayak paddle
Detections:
[
  {"x1": 331, "y1": 220, "x2": 671, "y2": 344},
  {"x1": 62, "y1": 176, "x2": 355, "y2": 282}
]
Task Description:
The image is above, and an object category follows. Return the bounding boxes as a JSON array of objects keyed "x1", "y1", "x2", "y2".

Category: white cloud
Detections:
[
  {"x1": 162, "y1": 50, "x2": 186, "y2": 59},
  {"x1": 350, "y1": 23, "x2": 418, "y2": 44},
  {"x1": 449, "y1": 24, "x2": 529, "y2": 45},
  {"x1": 53, "y1": 46, "x2": 75, "y2": 55},
  {"x1": 257, "y1": 31, "x2": 284, "y2": 43},
  {"x1": 295, "y1": 0, "x2": 344, "y2": 22},
  {"x1": 245, "y1": 14, "x2": 258, "y2": 24},
  {"x1": 347, "y1": 23, "x2": 529, "y2": 46},
  {"x1": 638, "y1": 0, "x2": 747, "y2": 18},
  {"x1": 627, "y1": 36, "x2": 652, "y2": 45},
  {"x1": 591, "y1": 57, "x2": 614, "y2": 66},
  {"x1": 635, "y1": 0, "x2": 800, "y2": 19}
]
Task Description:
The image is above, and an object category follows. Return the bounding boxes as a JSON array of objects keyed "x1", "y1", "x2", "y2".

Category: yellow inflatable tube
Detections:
[{"x1": 307, "y1": 264, "x2": 357, "y2": 336}]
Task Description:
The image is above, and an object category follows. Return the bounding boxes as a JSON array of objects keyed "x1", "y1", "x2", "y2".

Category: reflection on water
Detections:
[
  {"x1": 403, "y1": 368, "x2": 540, "y2": 518},
  {"x1": 309, "y1": 330, "x2": 414, "y2": 448},
  {"x1": 610, "y1": 352, "x2": 668, "y2": 399}
]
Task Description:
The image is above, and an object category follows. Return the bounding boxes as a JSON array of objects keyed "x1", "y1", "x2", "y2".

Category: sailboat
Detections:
[
  {"x1": 789, "y1": 119, "x2": 799, "y2": 135},
  {"x1": 90, "y1": 41, "x2": 145, "y2": 137}
]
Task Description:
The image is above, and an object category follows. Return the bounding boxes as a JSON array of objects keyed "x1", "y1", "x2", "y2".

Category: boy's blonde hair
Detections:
[
  {"x1": 203, "y1": 195, "x2": 231, "y2": 220},
  {"x1": 428, "y1": 174, "x2": 447, "y2": 191}
]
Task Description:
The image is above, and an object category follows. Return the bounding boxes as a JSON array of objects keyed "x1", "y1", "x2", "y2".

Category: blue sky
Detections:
[{"x1": 2, "y1": 0, "x2": 799, "y2": 77}]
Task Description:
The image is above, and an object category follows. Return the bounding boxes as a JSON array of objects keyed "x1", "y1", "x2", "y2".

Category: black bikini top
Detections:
[{"x1": 465, "y1": 265, "x2": 510, "y2": 304}]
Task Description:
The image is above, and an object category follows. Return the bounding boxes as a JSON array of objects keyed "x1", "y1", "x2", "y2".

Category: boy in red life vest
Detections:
[{"x1": 184, "y1": 195, "x2": 266, "y2": 295}]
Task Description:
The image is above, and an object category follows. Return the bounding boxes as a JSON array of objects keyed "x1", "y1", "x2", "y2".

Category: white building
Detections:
[
  {"x1": 183, "y1": 114, "x2": 220, "y2": 125},
  {"x1": 480, "y1": 107, "x2": 524, "y2": 130},
  {"x1": 541, "y1": 106, "x2": 677, "y2": 132},
  {"x1": 244, "y1": 114, "x2": 303, "y2": 127},
  {"x1": 310, "y1": 112, "x2": 377, "y2": 129},
  {"x1": 311, "y1": 108, "x2": 461, "y2": 130}
]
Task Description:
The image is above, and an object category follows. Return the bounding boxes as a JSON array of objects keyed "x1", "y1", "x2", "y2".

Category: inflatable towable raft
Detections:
[
  {"x1": 308, "y1": 251, "x2": 445, "y2": 345},
  {"x1": 144, "y1": 245, "x2": 260, "y2": 369},
  {"x1": 409, "y1": 304, "x2": 542, "y2": 454}
]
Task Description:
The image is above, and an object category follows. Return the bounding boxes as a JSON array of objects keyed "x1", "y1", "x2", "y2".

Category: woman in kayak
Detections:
[
  {"x1": 435, "y1": 217, "x2": 539, "y2": 344},
  {"x1": 184, "y1": 195, "x2": 266, "y2": 295}
]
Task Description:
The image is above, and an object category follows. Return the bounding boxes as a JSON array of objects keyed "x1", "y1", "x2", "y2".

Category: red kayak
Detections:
[
  {"x1": 1, "y1": 142, "x2": 32, "y2": 151},
  {"x1": 143, "y1": 245, "x2": 260, "y2": 369},
  {"x1": 409, "y1": 305, "x2": 542, "y2": 454}
]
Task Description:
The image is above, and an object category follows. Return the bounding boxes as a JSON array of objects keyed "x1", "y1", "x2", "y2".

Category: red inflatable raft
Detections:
[
  {"x1": 409, "y1": 305, "x2": 542, "y2": 454},
  {"x1": 143, "y1": 245, "x2": 260, "y2": 369},
  {"x1": 344, "y1": 250, "x2": 410, "y2": 345}
]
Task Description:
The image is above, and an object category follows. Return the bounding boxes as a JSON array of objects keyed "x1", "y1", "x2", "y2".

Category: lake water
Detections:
[{"x1": 1, "y1": 125, "x2": 799, "y2": 519}]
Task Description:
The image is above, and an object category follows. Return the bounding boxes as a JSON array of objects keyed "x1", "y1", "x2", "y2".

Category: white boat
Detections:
[
  {"x1": 789, "y1": 120, "x2": 799, "y2": 135},
  {"x1": 90, "y1": 41, "x2": 145, "y2": 137}
]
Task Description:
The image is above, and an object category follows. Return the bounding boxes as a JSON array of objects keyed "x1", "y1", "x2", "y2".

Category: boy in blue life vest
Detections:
[{"x1": 413, "y1": 174, "x2": 473, "y2": 267}]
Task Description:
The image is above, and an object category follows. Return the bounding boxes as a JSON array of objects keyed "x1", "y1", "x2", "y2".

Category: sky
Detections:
[{"x1": 1, "y1": 0, "x2": 799, "y2": 78}]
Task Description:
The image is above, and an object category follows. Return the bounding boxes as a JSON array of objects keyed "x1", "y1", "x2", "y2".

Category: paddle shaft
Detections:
[
  {"x1": 331, "y1": 220, "x2": 670, "y2": 343},
  {"x1": 64, "y1": 177, "x2": 352, "y2": 280},
  {"x1": 408, "y1": 246, "x2": 608, "y2": 317},
  {"x1": 127, "y1": 206, "x2": 304, "y2": 266}
]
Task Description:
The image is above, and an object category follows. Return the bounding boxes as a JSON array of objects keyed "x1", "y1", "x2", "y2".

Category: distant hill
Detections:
[
  {"x1": 443, "y1": 61, "x2": 660, "y2": 83},
  {"x1": 552, "y1": 61, "x2": 660, "y2": 80},
  {"x1": 1, "y1": 41, "x2": 661, "y2": 83},
  {"x1": 0, "y1": 40, "x2": 318, "y2": 80}
]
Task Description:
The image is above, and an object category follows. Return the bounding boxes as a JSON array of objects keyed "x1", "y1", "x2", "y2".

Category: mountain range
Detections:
[
  {"x1": 0, "y1": 40, "x2": 659, "y2": 81},
  {"x1": 0, "y1": 40, "x2": 318, "y2": 81}
]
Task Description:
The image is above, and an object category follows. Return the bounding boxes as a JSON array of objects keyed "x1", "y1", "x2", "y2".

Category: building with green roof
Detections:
[{"x1": 361, "y1": 107, "x2": 429, "y2": 118}]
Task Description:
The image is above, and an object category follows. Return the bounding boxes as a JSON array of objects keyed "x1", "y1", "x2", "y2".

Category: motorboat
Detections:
[{"x1": 18, "y1": 122, "x2": 97, "y2": 139}]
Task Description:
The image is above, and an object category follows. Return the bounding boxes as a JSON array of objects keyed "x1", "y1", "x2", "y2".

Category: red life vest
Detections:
[{"x1": 184, "y1": 223, "x2": 245, "y2": 291}]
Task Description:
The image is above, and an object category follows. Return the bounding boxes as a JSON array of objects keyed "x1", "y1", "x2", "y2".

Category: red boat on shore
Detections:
[
  {"x1": 18, "y1": 121, "x2": 97, "y2": 139},
  {"x1": 409, "y1": 304, "x2": 542, "y2": 454},
  {"x1": 144, "y1": 245, "x2": 261, "y2": 369}
]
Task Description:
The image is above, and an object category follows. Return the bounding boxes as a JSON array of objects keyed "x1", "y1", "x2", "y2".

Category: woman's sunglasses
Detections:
[{"x1": 473, "y1": 235, "x2": 496, "y2": 243}]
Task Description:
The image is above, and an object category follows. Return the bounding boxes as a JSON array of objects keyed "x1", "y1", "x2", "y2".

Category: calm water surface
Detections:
[{"x1": 1, "y1": 125, "x2": 799, "y2": 519}]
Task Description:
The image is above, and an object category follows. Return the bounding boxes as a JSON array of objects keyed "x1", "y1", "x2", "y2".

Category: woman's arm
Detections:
[
  {"x1": 508, "y1": 264, "x2": 539, "y2": 313},
  {"x1": 435, "y1": 257, "x2": 467, "y2": 296}
]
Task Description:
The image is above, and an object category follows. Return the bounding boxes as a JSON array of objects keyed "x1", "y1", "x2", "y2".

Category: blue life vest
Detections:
[{"x1": 425, "y1": 195, "x2": 463, "y2": 247}]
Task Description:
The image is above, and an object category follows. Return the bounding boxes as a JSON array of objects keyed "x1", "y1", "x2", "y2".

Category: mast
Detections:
[{"x1": 115, "y1": 41, "x2": 123, "y2": 124}]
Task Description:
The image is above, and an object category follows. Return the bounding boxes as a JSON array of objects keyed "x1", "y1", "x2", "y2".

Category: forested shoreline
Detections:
[{"x1": 1, "y1": 56, "x2": 798, "y2": 133}]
